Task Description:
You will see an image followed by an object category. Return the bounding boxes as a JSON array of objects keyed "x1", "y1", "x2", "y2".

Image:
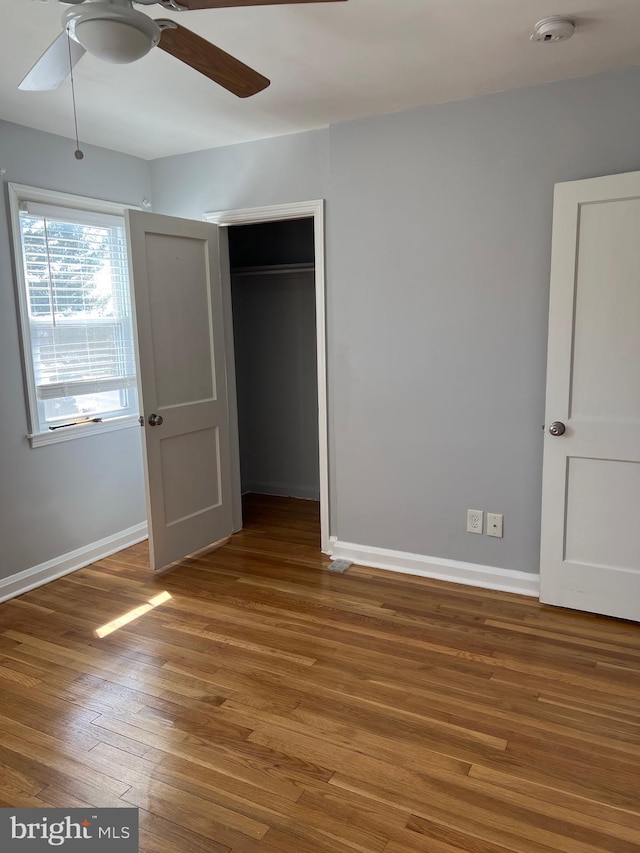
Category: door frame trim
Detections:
[{"x1": 204, "y1": 200, "x2": 330, "y2": 553}]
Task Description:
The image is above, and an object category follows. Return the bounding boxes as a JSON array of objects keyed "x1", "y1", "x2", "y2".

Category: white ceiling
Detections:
[{"x1": 2, "y1": 0, "x2": 640, "y2": 160}]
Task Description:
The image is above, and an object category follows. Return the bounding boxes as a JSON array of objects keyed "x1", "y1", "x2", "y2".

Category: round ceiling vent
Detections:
[{"x1": 530, "y1": 16, "x2": 576, "y2": 43}]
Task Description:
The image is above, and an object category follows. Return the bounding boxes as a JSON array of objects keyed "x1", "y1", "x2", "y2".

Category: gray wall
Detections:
[
  {"x1": 151, "y1": 67, "x2": 640, "y2": 575},
  {"x1": 328, "y1": 68, "x2": 640, "y2": 573},
  {"x1": 232, "y1": 270, "x2": 319, "y2": 500},
  {"x1": 0, "y1": 121, "x2": 149, "y2": 580},
  {"x1": 150, "y1": 130, "x2": 329, "y2": 218}
]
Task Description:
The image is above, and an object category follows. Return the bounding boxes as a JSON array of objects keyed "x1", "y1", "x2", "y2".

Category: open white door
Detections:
[
  {"x1": 126, "y1": 210, "x2": 233, "y2": 570},
  {"x1": 540, "y1": 171, "x2": 640, "y2": 621}
]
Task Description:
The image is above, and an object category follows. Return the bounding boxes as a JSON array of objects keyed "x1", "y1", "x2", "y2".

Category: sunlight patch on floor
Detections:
[{"x1": 94, "y1": 591, "x2": 172, "y2": 638}]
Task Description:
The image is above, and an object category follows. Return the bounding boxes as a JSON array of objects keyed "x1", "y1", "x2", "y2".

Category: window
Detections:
[{"x1": 9, "y1": 184, "x2": 138, "y2": 447}]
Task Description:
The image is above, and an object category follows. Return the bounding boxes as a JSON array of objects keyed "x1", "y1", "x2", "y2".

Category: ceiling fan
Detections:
[{"x1": 20, "y1": 0, "x2": 347, "y2": 97}]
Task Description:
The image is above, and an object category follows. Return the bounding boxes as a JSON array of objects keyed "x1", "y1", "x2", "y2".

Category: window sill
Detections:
[{"x1": 28, "y1": 415, "x2": 139, "y2": 448}]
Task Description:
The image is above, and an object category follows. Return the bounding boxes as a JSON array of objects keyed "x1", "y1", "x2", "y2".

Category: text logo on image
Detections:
[{"x1": 0, "y1": 808, "x2": 138, "y2": 851}]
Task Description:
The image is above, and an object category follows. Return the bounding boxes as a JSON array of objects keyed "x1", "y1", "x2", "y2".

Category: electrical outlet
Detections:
[
  {"x1": 487, "y1": 513, "x2": 503, "y2": 538},
  {"x1": 466, "y1": 509, "x2": 483, "y2": 534}
]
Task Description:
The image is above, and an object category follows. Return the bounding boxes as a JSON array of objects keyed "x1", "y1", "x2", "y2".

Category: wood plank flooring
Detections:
[{"x1": 1, "y1": 493, "x2": 639, "y2": 852}]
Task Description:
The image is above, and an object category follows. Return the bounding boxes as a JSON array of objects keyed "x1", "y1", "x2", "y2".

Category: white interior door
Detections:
[
  {"x1": 540, "y1": 171, "x2": 640, "y2": 621},
  {"x1": 126, "y1": 210, "x2": 233, "y2": 570}
]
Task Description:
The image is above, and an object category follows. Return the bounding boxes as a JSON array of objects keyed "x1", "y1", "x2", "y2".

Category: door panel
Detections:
[
  {"x1": 570, "y1": 199, "x2": 640, "y2": 422},
  {"x1": 127, "y1": 211, "x2": 233, "y2": 570},
  {"x1": 565, "y1": 458, "x2": 640, "y2": 571},
  {"x1": 160, "y1": 428, "x2": 222, "y2": 525},
  {"x1": 144, "y1": 233, "x2": 217, "y2": 407},
  {"x1": 540, "y1": 171, "x2": 640, "y2": 621}
]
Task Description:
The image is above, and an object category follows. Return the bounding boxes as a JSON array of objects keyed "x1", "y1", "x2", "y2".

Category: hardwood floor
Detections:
[{"x1": 1, "y1": 493, "x2": 639, "y2": 852}]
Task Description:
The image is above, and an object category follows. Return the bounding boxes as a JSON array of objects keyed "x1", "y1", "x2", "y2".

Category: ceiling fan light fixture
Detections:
[
  {"x1": 64, "y1": 4, "x2": 161, "y2": 64},
  {"x1": 74, "y1": 19, "x2": 153, "y2": 63}
]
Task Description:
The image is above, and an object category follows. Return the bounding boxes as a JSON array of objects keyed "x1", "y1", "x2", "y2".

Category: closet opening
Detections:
[
  {"x1": 227, "y1": 218, "x2": 320, "y2": 541},
  {"x1": 205, "y1": 200, "x2": 329, "y2": 552}
]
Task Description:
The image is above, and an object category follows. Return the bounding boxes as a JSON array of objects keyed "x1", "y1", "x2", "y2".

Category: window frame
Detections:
[{"x1": 8, "y1": 183, "x2": 141, "y2": 448}]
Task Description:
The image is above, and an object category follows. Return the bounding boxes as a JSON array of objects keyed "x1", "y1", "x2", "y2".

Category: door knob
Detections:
[
  {"x1": 148, "y1": 414, "x2": 164, "y2": 427},
  {"x1": 548, "y1": 421, "x2": 566, "y2": 436}
]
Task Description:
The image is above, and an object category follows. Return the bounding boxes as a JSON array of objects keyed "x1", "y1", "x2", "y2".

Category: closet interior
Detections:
[{"x1": 228, "y1": 218, "x2": 320, "y2": 504}]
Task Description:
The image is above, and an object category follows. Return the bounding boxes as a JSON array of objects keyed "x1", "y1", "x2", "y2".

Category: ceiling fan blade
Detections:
[
  {"x1": 157, "y1": 23, "x2": 270, "y2": 97},
  {"x1": 19, "y1": 31, "x2": 86, "y2": 91},
  {"x1": 168, "y1": 0, "x2": 347, "y2": 10}
]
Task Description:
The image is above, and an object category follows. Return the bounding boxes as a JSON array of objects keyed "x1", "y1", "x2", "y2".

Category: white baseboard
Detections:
[
  {"x1": 244, "y1": 482, "x2": 321, "y2": 502},
  {"x1": 0, "y1": 522, "x2": 148, "y2": 604},
  {"x1": 328, "y1": 538, "x2": 539, "y2": 597},
  {"x1": 0, "y1": 525, "x2": 538, "y2": 604}
]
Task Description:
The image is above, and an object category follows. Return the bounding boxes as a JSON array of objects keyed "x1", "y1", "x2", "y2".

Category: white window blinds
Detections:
[{"x1": 17, "y1": 199, "x2": 138, "y2": 432}]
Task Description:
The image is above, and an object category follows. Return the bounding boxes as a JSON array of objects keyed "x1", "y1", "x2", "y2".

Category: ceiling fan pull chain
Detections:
[{"x1": 67, "y1": 28, "x2": 84, "y2": 160}]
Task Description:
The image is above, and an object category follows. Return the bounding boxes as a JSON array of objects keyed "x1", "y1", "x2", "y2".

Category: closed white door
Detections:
[
  {"x1": 126, "y1": 211, "x2": 233, "y2": 570},
  {"x1": 540, "y1": 171, "x2": 640, "y2": 621}
]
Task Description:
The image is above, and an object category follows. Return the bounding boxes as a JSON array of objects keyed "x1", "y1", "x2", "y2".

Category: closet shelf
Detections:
[{"x1": 231, "y1": 263, "x2": 314, "y2": 277}]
